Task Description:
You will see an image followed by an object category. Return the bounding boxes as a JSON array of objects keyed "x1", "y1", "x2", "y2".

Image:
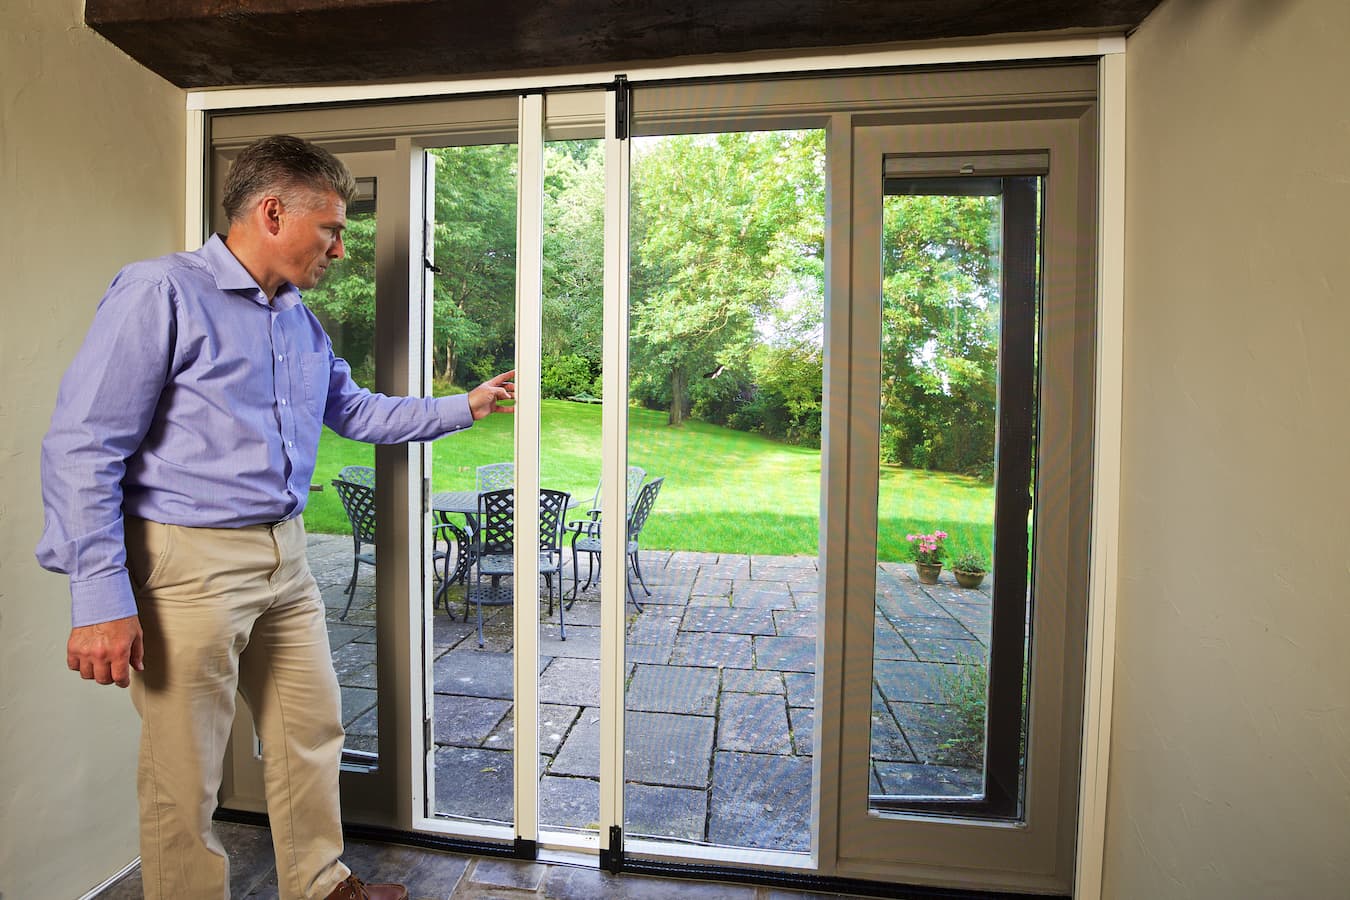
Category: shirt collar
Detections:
[{"x1": 201, "y1": 234, "x2": 303, "y2": 311}]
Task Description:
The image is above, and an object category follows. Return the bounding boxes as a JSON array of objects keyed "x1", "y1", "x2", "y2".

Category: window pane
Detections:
[
  {"x1": 621, "y1": 130, "x2": 825, "y2": 852},
  {"x1": 869, "y1": 186, "x2": 1014, "y2": 809},
  {"x1": 305, "y1": 177, "x2": 381, "y2": 764}
]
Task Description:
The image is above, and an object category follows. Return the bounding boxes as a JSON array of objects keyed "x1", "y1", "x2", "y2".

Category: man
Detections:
[{"x1": 36, "y1": 135, "x2": 513, "y2": 900}]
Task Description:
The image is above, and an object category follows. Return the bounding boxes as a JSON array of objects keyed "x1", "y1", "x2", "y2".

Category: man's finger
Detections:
[
  {"x1": 487, "y1": 369, "x2": 516, "y2": 386},
  {"x1": 131, "y1": 632, "x2": 145, "y2": 672},
  {"x1": 111, "y1": 657, "x2": 131, "y2": 689}
]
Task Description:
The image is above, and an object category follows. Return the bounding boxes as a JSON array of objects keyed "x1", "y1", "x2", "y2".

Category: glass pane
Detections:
[
  {"x1": 537, "y1": 138, "x2": 606, "y2": 836},
  {"x1": 302, "y1": 177, "x2": 381, "y2": 763},
  {"x1": 868, "y1": 186, "x2": 1015, "y2": 807},
  {"x1": 622, "y1": 130, "x2": 825, "y2": 852},
  {"x1": 423, "y1": 143, "x2": 520, "y2": 826}
]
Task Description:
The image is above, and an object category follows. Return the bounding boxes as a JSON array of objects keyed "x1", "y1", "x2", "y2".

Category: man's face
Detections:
[{"x1": 275, "y1": 189, "x2": 346, "y2": 290}]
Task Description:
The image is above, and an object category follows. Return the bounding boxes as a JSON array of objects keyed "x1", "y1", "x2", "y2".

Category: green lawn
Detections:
[{"x1": 307, "y1": 399, "x2": 993, "y2": 562}]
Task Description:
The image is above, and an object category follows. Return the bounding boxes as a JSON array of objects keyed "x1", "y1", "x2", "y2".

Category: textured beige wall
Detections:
[
  {"x1": 0, "y1": 1, "x2": 184, "y2": 896},
  {"x1": 1110, "y1": 0, "x2": 1350, "y2": 896}
]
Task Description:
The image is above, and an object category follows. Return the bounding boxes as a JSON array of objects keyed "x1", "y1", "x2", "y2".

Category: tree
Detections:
[
  {"x1": 304, "y1": 209, "x2": 377, "y2": 384},
  {"x1": 628, "y1": 131, "x2": 824, "y2": 426},
  {"x1": 429, "y1": 144, "x2": 518, "y2": 387},
  {"x1": 880, "y1": 193, "x2": 1001, "y2": 475}
]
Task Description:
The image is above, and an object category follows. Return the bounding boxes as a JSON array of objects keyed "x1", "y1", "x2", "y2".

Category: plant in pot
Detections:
[
  {"x1": 906, "y1": 530, "x2": 948, "y2": 584},
  {"x1": 951, "y1": 549, "x2": 989, "y2": 589}
]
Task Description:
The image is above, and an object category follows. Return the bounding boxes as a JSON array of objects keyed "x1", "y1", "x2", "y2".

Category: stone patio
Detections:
[{"x1": 307, "y1": 533, "x2": 992, "y2": 852}]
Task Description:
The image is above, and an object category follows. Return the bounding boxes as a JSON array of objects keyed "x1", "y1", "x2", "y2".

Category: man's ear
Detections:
[{"x1": 260, "y1": 196, "x2": 283, "y2": 236}]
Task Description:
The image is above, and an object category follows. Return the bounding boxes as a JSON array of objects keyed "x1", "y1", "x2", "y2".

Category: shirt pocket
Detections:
[{"x1": 298, "y1": 351, "x2": 331, "y2": 423}]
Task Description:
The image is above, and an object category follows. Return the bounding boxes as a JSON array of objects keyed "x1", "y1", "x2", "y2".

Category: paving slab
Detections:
[
  {"x1": 868, "y1": 696, "x2": 916, "y2": 763},
  {"x1": 625, "y1": 782, "x2": 708, "y2": 843},
  {"x1": 623, "y1": 642, "x2": 673, "y2": 665},
  {"x1": 721, "y1": 667, "x2": 784, "y2": 695},
  {"x1": 891, "y1": 615, "x2": 980, "y2": 641},
  {"x1": 332, "y1": 640, "x2": 378, "y2": 688},
  {"x1": 470, "y1": 857, "x2": 548, "y2": 891},
  {"x1": 433, "y1": 746, "x2": 513, "y2": 822},
  {"x1": 873, "y1": 624, "x2": 919, "y2": 661},
  {"x1": 626, "y1": 611, "x2": 681, "y2": 645},
  {"x1": 872, "y1": 658, "x2": 947, "y2": 704},
  {"x1": 325, "y1": 622, "x2": 373, "y2": 651},
  {"x1": 433, "y1": 694, "x2": 511, "y2": 747},
  {"x1": 549, "y1": 707, "x2": 601, "y2": 778},
  {"x1": 670, "y1": 632, "x2": 753, "y2": 668},
  {"x1": 539, "y1": 622, "x2": 602, "y2": 659},
  {"x1": 681, "y1": 606, "x2": 777, "y2": 636},
  {"x1": 691, "y1": 575, "x2": 734, "y2": 598},
  {"x1": 538, "y1": 774, "x2": 599, "y2": 831},
  {"x1": 718, "y1": 692, "x2": 792, "y2": 754},
  {"x1": 626, "y1": 663, "x2": 719, "y2": 715},
  {"x1": 538, "y1": 656, "x2": 602, "y2": 708},
  {"x1": 772, "y1": 608, "x2": 816, "y2": 637},
  {"x1": 906, "y1": 636, "x2": 988, "y2": 664},
  {"x1": 624, "y1": 711, "x2": 716, "y2": 789},
  {"x1": 755, "y1": 635, "x2": 815, "y2": 673},
  {"x1": 889, "y1": 701, "x2": 981, "y2": 767},
  {"x1": 872, "y1": 761, "x2": 983, "y2": 798},
  {"x1": 784, "y1": 672, "x2": 815, "y2": 708},
  {"x1": 434, "y1": 649, "x2": 514, "y2": 699},
  {"x1": 708, "y1": 752, "x2": 812, "y2": 852},
  {"x1": 340, "y1": 686, "x2": 376, "y2": 727},
  {"x1": 788, "y1": 705, "x2": 814, "y2": 756},
  {"x1": 727, "y1": 582, "x2": 797, "y2": 609}
]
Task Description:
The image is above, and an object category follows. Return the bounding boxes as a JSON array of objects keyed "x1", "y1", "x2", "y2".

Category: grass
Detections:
[{"x1": 308, "y1": 398, "x2": 993, "y2": 562}]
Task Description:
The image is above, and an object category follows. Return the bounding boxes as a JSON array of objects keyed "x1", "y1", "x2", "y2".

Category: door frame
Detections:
[{"x1": 187, "y1": 39, "x2": 1126, "y2": 899}]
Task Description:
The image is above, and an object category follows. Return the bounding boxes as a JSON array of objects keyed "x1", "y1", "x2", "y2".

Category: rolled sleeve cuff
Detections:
[
  {"x1": 438, "y1": 393, "x2": 474, "y2": 434},
  {"x1": 70, "y1": 571, "x2": 139, "y2": 628}
]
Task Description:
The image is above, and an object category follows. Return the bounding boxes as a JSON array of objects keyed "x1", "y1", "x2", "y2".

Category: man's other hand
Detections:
[
  {"x1": 68, "y1": 615, "x2": 144, "y2": 688},
  {"x1": 467, "y1": 370, "x2": 517, "y2": 420}
]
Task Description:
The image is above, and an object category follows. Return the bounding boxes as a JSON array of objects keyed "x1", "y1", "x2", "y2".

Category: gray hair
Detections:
[{"x1": 222, "y1": 134, "x2": 357, "y2": 222}]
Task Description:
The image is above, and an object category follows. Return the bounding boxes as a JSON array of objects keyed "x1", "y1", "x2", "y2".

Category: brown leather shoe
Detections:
[{"x1": 323, "y1": 874, "x2": 409, "y2": 900}]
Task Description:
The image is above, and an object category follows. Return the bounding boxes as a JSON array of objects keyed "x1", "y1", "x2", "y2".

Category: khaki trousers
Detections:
[{"x1": 126, "y1": 516, "x2": 351, "y2": 900}]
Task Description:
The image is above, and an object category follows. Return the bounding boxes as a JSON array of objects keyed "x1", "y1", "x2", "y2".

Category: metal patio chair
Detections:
[{"x1": 569, "y1": 475, "x2": 664, "y2": 612}]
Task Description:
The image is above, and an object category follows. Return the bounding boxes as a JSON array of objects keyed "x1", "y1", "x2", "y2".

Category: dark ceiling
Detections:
[{"x1": 86, "y1": 0, "x2": 1165, "y2": 89}]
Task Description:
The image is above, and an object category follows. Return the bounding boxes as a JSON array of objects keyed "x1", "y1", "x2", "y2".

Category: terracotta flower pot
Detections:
[
  {"x1": 954, "y1": 569, "x2": 986, "y2": 589},
  {"x1": 915, "y1": 562, "x2": 942, "y2": 584}
]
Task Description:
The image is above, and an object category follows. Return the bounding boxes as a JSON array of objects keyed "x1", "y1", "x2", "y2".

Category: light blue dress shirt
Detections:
[{"x1": 37, "y1": 235, "x2": 473, "y2": 627}]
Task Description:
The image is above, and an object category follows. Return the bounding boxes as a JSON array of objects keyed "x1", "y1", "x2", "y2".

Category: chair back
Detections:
[
  {"x1": 584, "y1": 465, "x2": 647, "y2": 513},
  {"x1": 627, "y1": 476, "x2": 664, "y2": 540},
  {"x1": 538, "y1": 489, "x2": 570, "y2": 554},
  {"x1": 331, "y1": 479, "x2": 377, "y2": 543},
  {"x1": 477, "y1": 488, "x2": 514, "y2": 556},
  {"x1": 476, "y1": 462, "x2": 515, "y2": 492},
  {"x1": 338, "y1": 465, "x2": 376, "y2": 488}
]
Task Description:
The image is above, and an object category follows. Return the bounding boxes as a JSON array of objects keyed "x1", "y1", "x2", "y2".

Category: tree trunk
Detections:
[{"x1": 668, "y1": 368, "x2": 687, "y2": 426}]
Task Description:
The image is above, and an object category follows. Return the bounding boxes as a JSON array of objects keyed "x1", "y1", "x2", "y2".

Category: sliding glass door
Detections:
[{"x1": 206, "y1": 62, "x2": 1100, "y2": 894}]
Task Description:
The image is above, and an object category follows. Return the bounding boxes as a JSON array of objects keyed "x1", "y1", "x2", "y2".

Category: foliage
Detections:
[
  {"x1": 880, "y1": 193, "x2": 1001, "y2": 477},
  {"x1": 541, "y1": 353, "x2": 595, "y2": 399},
  {"x1": 306, "y1": 401, "x2": 994, "y2": 562},
  {"x1": 628, "y1": 131, "x2": 825, "y2": 431},
  {"x1": 905, "y1": 529, "x2": 948, "y2": 565},
  {"x1": 936, "y1": 651, "x2": 989, "y2": 765},
  {"x1": 304, "y1": 211, "x2": 377, "y2": 385},
  {"x1": 950, "y1": 549, "x2": 988, "y2": 574}
]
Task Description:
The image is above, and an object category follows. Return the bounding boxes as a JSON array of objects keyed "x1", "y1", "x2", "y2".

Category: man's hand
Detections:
[
  {"x1": 68, "y1": 615, "x2": 144, "y2": 688},
  {"x1": 467, "y1": 370, "x2": 516, "y2": 421}
]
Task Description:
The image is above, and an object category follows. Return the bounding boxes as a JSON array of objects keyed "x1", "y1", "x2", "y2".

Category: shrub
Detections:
[{"x1": 541, "y1": 353, "x2": 595, "y2": 399}]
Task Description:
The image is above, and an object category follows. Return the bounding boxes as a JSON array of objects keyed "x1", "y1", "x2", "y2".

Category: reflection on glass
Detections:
[
  {"x1": 302, "y1": 177, "x2": 380, "y2": 763},
  {"x1": 869, "y1": 187, "x2": 1010, "y2": 808},
  {"x1": 421, "y1": 144, "x2": 520, "y2": 826},
  {"x1": 622, "y1": 130, "x2": 825, "y2": 852}
]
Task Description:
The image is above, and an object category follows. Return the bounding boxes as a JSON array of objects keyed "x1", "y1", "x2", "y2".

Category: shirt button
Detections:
[
  {"x1": 277, "y1": 354, "x2": 284, "y2": 362},
  {"x1": 288, "y1": 441, "x2": 295, "y2": 448},
  {"x1": 280, "y1": 398, "x2": 287, "y2": 406}
]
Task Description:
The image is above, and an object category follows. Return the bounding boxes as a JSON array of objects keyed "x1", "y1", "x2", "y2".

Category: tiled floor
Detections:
[{"x1": 93, "y1": 820, "x2": 884, "y2": 899}]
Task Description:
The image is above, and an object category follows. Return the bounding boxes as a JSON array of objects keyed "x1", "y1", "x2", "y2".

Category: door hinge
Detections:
[{"x1": 423, "y1": 476, "x2": 432, "y2": 515}]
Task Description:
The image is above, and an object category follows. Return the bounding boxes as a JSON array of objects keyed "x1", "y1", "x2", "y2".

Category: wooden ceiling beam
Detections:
[{"x1": 86, "y1": 0, "x2": 1163, "y2": 88}]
